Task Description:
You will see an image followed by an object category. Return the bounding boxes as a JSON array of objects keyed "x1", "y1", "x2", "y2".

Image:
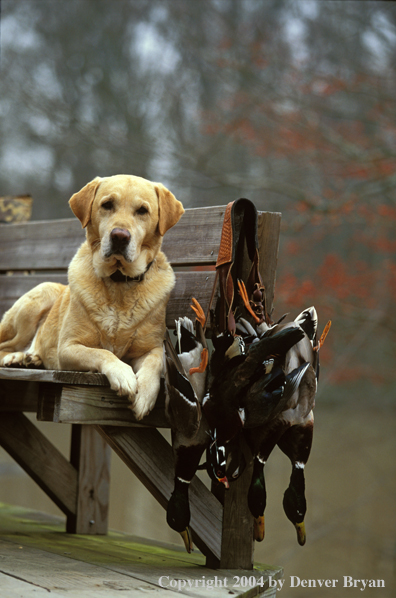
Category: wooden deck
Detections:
[{"x1": 0, "y1": 504, "x2": 282, "y2": 597}]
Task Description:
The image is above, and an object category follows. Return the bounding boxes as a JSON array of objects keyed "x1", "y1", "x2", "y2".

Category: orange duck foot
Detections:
[
  {"x1": 314, "y1": 320, "x2": 331, "y2": 352},
  {"x1": 189, "y1": 348, "x2": 208, "y2": 375},
  {"x1": 190, "y1": 297, "x2": 206, "y2": 328}
]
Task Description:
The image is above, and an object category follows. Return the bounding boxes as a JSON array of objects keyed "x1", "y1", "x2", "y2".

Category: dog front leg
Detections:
[
  {"x1": 59, "y1": 344, "x2": 138, "y2": 399},
  {"x1": 129, "y1": 346, "x2": 164, "y2": 420}
]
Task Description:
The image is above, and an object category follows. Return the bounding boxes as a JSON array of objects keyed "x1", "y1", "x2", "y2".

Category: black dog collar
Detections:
[{"x1": 110, "y1": 261, "x2": 154, "y2": 283}]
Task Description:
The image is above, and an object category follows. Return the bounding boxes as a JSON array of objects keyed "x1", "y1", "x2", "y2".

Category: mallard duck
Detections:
[
  {"x1": 242, "y1": 360, "x2": 312, "y2": 542},
  {"x1": 164, "y1": 301, "x2": 210, "y2": 553},
  {"x1": 277, "y1": 311, "x2": 330, "y2": 545},
  {"x1": 204, "y1": 324, "x2": 305, "y2": 444},
  {"x1": 164, "y1": 334, "x2": 200, "y2": 552},
  {"x1": 244, "y1": 310, "x2": 330, "y2": 545},
  {"x1": 202, "y1": 320, "x2": 306, "y2": 539},
  {"x1": 166, "y1": 422, "x2": 209, "y2": 553}
]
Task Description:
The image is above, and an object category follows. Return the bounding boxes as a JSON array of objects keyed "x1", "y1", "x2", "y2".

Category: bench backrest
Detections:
[{"x1": 0, "y1": 207, "x2": 281, "y2": 326}]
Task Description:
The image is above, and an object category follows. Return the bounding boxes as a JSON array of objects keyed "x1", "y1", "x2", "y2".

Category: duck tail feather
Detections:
[
  {"x1": 165, "y1": 332, "x2": 185, "y2": 374},
  {"x1": 238, "y1": 317, "x2": 258, "y2": 338},
  {"x1": 295, "y1": 306, "x2": 318, "y2": 341},
  {"x1": 284, "y1": 362, "x2": 311, "y2": 400}
]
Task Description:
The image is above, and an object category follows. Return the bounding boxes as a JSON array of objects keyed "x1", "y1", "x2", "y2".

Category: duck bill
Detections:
[
  {"x1": 253, "y1": 515, "x2": 265, "y2": 542},
  {"x1": 180, "y1": 527, "x2": 194, "y2": 553},
  {"x1": 295, "y1": 521, "x2": 306, "y2": 546}
]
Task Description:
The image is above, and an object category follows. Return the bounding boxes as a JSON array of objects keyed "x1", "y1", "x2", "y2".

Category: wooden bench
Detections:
[{"x1": 0, "y1": 206, "x2": 281, "y2": 572}]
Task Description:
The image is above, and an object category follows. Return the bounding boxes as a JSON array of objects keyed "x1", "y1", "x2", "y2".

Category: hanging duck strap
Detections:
[{"x1": 206, "y1": 198, "x2": 267, "y2": 335}]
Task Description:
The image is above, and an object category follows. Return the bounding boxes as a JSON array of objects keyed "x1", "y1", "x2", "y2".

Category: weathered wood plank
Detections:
[
  {"x1": 0, "y1": 367, "x2": 108, "y2": 386},
  {"x1": 67, "y1": 425, "x2": 111, "y2": 535},
  {"x1": 0, "y1": 271, "x2": 218, "y2": 326},
  {"x1": 163, "y1": 206, "x2": 226, "y2": 265},
  {"x1": 0, "y1": 379, "x2": 38, "y2": 411},
  {"x1": 96, "y1": 426, "x2": 223, "y2": 562},
  {"x1": 0, "y1": 538, "x2": 180, "y2": 596},
  {"x1": 258, "y1": 212, "x2": 281, "y2": 316},
  {"x1": 0, "y1": 208, "x2": 275, "y2": 271},
  {"x1": 0, "y1": 413, "x2": 77, "y2": 517},
  {"x1": 220, "y1": 458, "x2": 255, "y2": 569},
  {"x1": 0, "y1": 219, "x2": 83, "y2": 271},
  {"x1": 0, "y1": 504, "x2": 283, "y2": 597},
  {"x1": 167, "y1": 271, "x2": 219, "y2": 328},
  {"x1": 38, "y1": 382, "x2": 169, "y2": 427},
  {"x1": 0, "y1": 206, "x2": 227, "y2": 271},
  {"x1": 0, "y1": 571, "x2": 58, "y2": 598}
]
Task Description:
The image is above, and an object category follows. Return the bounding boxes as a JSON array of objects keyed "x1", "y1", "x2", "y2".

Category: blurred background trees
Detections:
[
  {"x1": 2, "y1": 0, "x2": 395, "y2": 396},
  {"x1": 1, "y1": 1, "x2": 396, "y2": 590}
]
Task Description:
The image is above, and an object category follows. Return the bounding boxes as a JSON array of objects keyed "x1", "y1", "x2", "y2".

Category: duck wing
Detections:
[
  {"x1": 238, "y1": 324, "x2": 305, "y2": 382},
  {"x1": 165, "y1": 357, "x2": 201, "y2": 439},
  {"x1": 243, "y1": 362, "x2": 311, "y2": 428}
]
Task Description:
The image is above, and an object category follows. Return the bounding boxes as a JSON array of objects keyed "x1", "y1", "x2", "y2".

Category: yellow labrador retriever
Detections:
[{"x1": 0, "y1": 174, "x2": 184, "y2": 420}]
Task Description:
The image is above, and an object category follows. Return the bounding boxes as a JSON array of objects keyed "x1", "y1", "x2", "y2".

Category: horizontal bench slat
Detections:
[
  {"x1": 167, "y1": 271, "x2": 218, "y2": 328},
  {"x1": 0, "y1": 206, "x2": 230, "y2": 271},
  {"x1": 38, "y1": 383, "x2": 169, "y2": 428},
  {"x1": 0, "y1": 271, "x2": 218, "y2": 326},
  {"x1": 0, "y1": 368, "x2": 108, "y2": 385},
  {"x1": 163, "y1": 206, "x2": 226, "y2": 265},
  {"x1": 0, "y1": 208, "x2": 281, "y2": 271}
]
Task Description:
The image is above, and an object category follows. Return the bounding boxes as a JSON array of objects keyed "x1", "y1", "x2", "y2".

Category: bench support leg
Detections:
[
  {"x1": 219, "y1": 459, "x2": 254, "y2": 569},
  {"x1": 206, "y1": 446, "x2": 255, "y2": 569},
  {"x1": 0, "y1": 412, "x2": 77, "y2": 517},
  {"x1": 95, "y1": 425, "x2": 222, "y2": 563},
  {"x1": 67, "y1": 424, "x2": 111, "y2": 535}
]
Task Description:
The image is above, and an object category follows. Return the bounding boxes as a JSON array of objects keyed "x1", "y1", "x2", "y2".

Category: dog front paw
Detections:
[
  {"x1": 1, "y1": 352, "x2": 26, "y2": 367},
  {"x1": 102, "y1": 361, "x2": 137, "y2": 398},
  {"x1": 24, "y1": 353, "x2": 43, "y2": 368},
  {"x1": 130, "y1": 371, "x2": 160, "y2": 421}
]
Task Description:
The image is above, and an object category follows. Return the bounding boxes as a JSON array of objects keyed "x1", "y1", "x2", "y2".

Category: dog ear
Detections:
[
  {"x1": 155, "y1": 183, "x2": 185, "y2": 236},
  {"x1": 69, "y1": 177, "x2": 102, "y2": 228}
]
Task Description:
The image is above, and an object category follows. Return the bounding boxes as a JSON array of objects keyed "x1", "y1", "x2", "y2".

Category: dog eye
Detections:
[
  {"x1": 136, "y1": 206, "x2": 148, "y2": 215},
  {"x1": 101, "y1": 200, "x2": 114, "y2": 210}
]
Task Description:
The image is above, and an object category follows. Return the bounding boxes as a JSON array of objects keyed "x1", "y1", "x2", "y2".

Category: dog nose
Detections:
[{"x1": 110, "y1": 228, "x2": 131, "y2": 251}]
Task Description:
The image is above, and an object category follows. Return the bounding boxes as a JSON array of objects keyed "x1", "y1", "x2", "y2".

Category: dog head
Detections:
[{"x1": 69, "y1": 174, "x2": 184, "y2": 279}]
